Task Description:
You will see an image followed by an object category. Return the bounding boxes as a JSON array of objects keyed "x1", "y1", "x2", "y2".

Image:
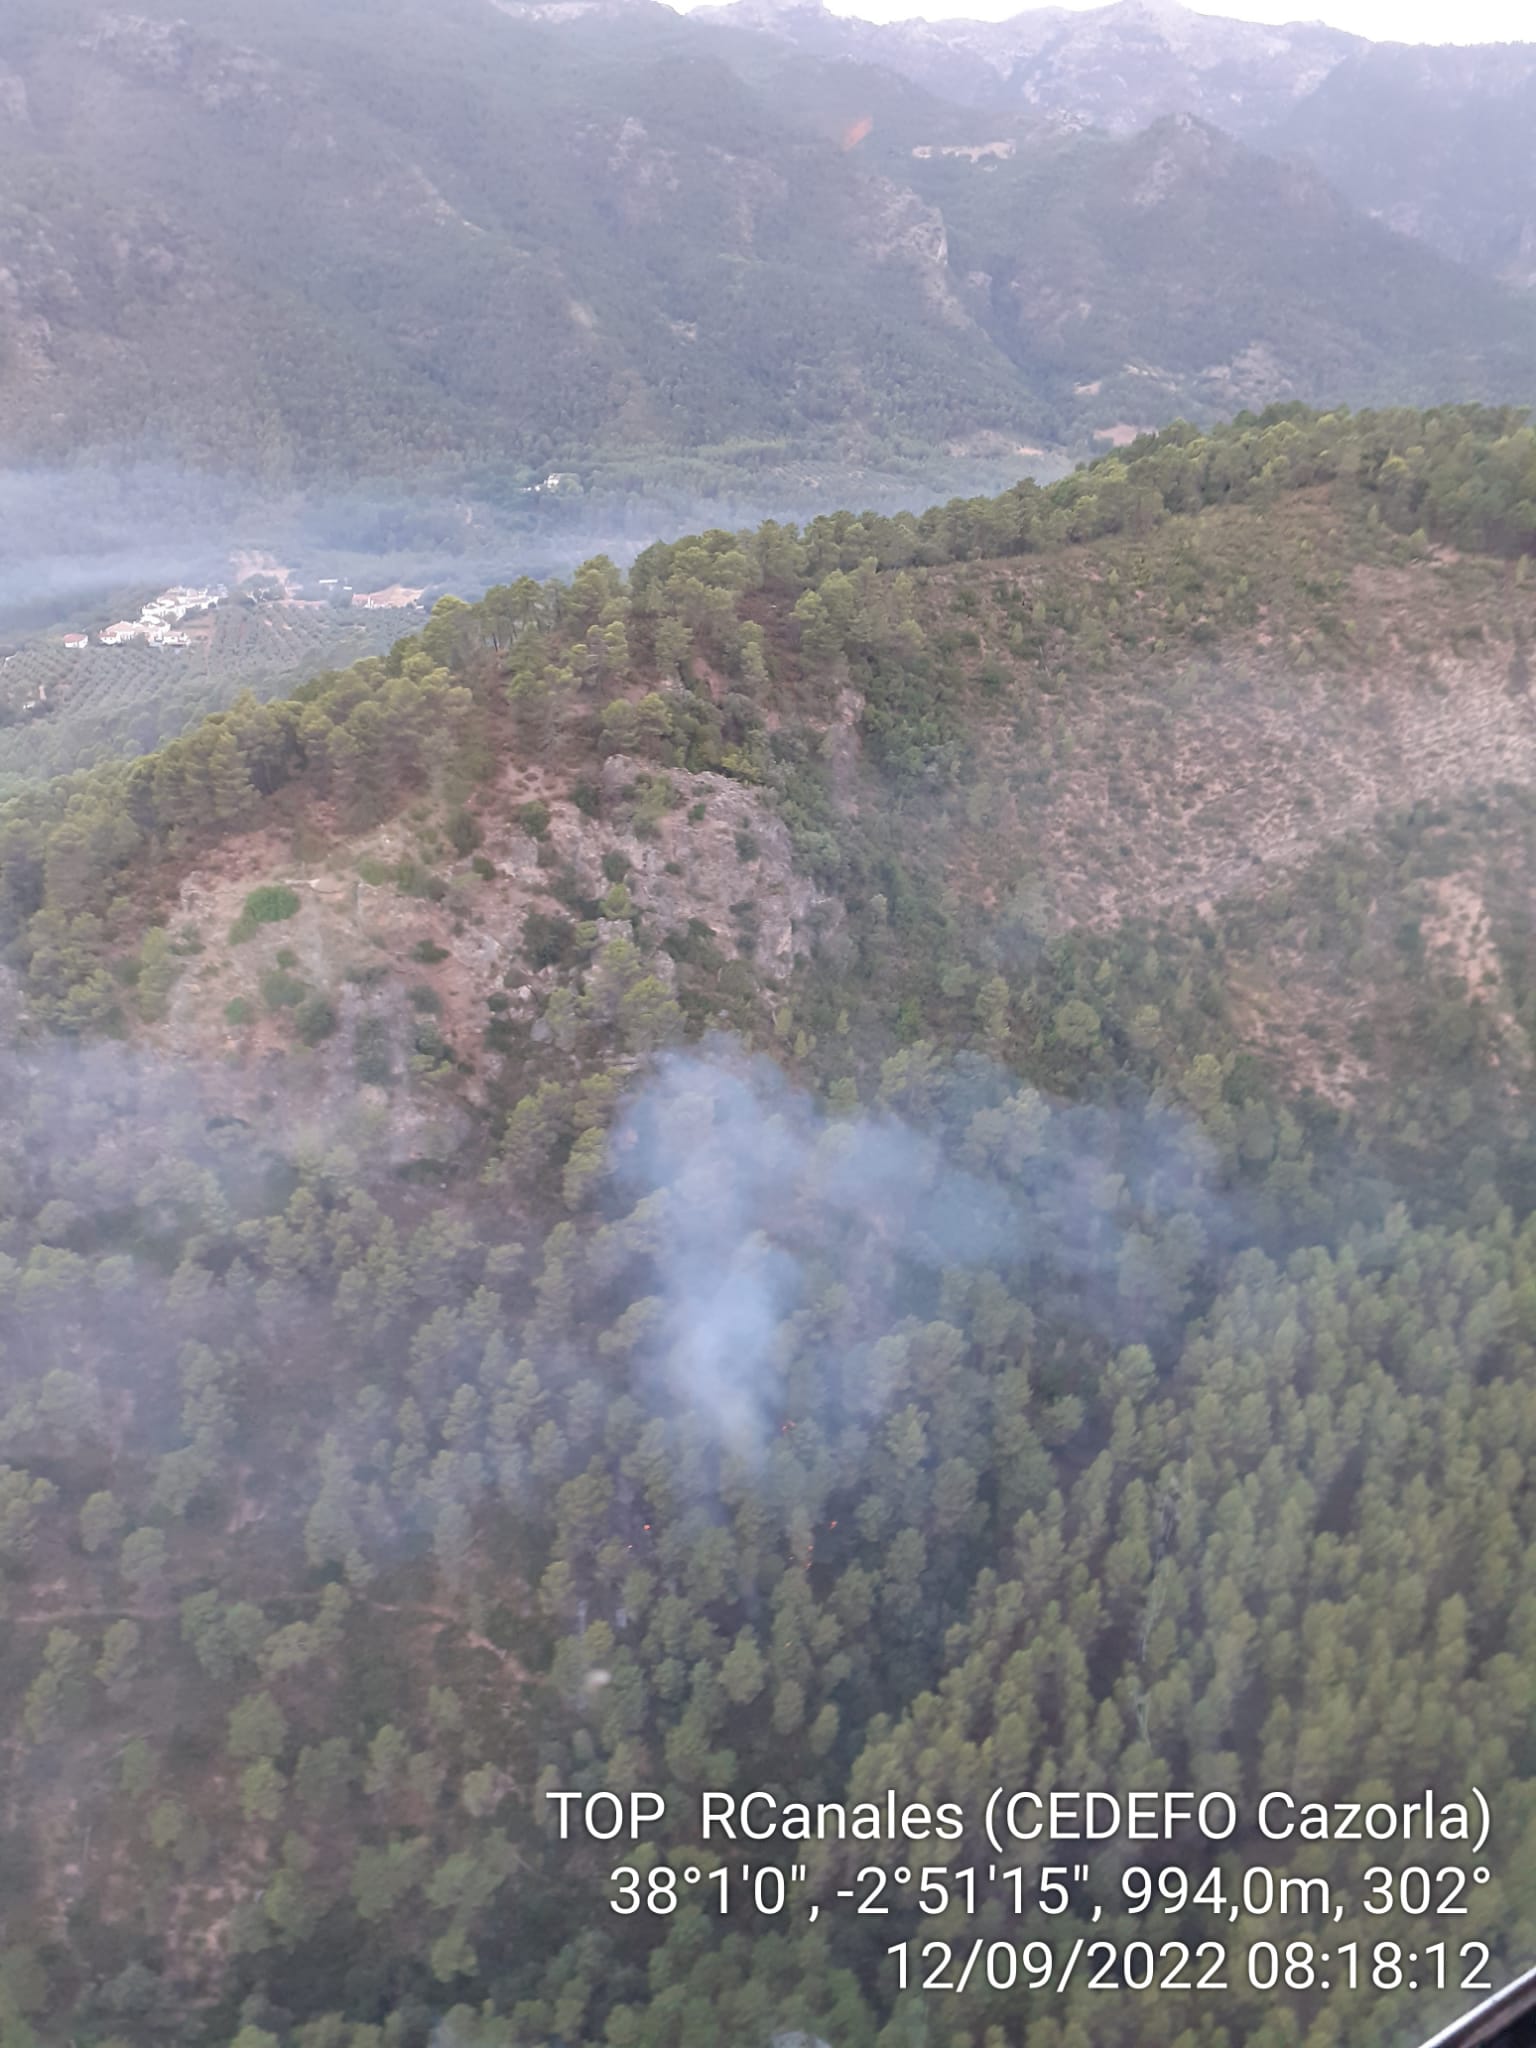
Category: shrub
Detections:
[
  {"x1": 243, "y1": 885, "x2": 301, "y2": 924},
  {"x1": 522, "y1": 911, "x2": 574, "y2": 970},
  {"x1": 411, "y1": 940, "x2": 449, "y2": 966},
  {"x1": 445, "y1": 806, "x2": 482, "y2": 856},
  {"x1": 517, "y1": 800, "x2": 552, "y2": 840},
  {"x1": 260, "y1": 968, "x2": 308, "y2": 1011},
  {"x1": 407, "y1": 984, "x2": 442, "y2": 1015},
  {"x1": 663, "y1": 919, "x2": 725, "y2": 972},
  {"x1": 230, "y1": 884, "x2": 301, "y2": 943},
  {"x1": 411, "y1": 1022, "x2": 454, "y2": 1072},
  {"x1": 224, "y1": 997, "x2": 256, "y2": 1027},
  {"x1": 354, "y1": 1016, "x2": 392, "y2": 1085},
  {"x1": 395, "y1": 863, "x2": 446, "y2": 902},
  {"x1": 295, "y1": 995, "x2": 338, "y2": 1046}
]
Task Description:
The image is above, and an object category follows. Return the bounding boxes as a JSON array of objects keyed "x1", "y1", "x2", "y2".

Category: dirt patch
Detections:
[
  {"x1": 1424, "y1": 874, "x2": 1503, "y2": 995},
  {"x1": 229, "y1": 548, "x2": 293, "y2": 592},
  {"x1": 945, "y1": 636, "x2": 1536, "y2": 936}
]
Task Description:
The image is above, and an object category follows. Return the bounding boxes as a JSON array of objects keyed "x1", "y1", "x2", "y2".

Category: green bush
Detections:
[
  {"x1": 411, "y1": 1022, "x2": 455, "y2": 1072},
  {"x1": 522, "y1": 910, "x2": 574, "y2": 970},
  {"x1": 295, "y1": 995, "x2": 338, "y2": 1046},
  {"x1": 354, "y1": 1016, "x2": 392, "y2": 1086},
  {"x1": 230, "y1": 884, "x2": 301, "y2": 943},
  {"x1": 395, "y1": 862, "x2": 446, "y2": 902},
  {"x1": 411, "y1": 940, "x2": 449, "y2": 966},
  {"x1": 260, "y1": 968, "x2": 308, "y2": 1011},
  {"x1": 445, "y1": 805, "x2": 482, "y2": 856},
  {"x1": 224, "y1": 997, "x2": 256, "y2": 1027}
]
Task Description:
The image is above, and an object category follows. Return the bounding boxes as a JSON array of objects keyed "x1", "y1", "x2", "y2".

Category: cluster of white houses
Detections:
[{"x1": 72, "y1": 584, "x2": 227, "y2": 651}]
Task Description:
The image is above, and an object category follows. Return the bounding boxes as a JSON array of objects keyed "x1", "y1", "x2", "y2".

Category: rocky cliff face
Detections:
[
  {"x1": 854, "y1": 176, "x2": 972, "y2": 327},
  {"x1": 80, "y1": 13, "x2": 286, "y2": 107}
]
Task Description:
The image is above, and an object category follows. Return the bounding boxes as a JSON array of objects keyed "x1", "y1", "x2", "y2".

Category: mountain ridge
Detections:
[
  {"x1": 701, "y1": 0, "x2": 1536, "y2": 284},
  {"x1": 0, "y1": 0, "x2": 1530, "y2": 507}
]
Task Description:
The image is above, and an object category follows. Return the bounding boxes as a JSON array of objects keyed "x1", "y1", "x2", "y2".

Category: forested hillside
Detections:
[
  {"x1": 2, "y1": 407, "x2": 1536, "y2": 2045},
  {"x1": 709, "y1": 0, "x2": 1536, "y2": 289},
  {"x1": 1266, "y1": 40, "x2": 1536, "y2": 287},
  {"x1": 0, "y1": 0, "x2": 1532, "y2": 494}
]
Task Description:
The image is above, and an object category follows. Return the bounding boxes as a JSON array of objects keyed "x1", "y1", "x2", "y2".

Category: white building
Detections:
[{"x1": 100, "y1": 582, "x2": 227, "y2": 646}]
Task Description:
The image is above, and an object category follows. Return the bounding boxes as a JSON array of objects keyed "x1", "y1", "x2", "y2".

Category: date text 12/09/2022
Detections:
[{"x1": 886, "y1": 1938, "x2": 1494, "y2": 1998}]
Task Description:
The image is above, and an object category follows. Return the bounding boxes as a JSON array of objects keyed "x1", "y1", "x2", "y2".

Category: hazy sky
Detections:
[{"x1": 676, "y1": 0, "x2": 1530, "y2": 40}]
